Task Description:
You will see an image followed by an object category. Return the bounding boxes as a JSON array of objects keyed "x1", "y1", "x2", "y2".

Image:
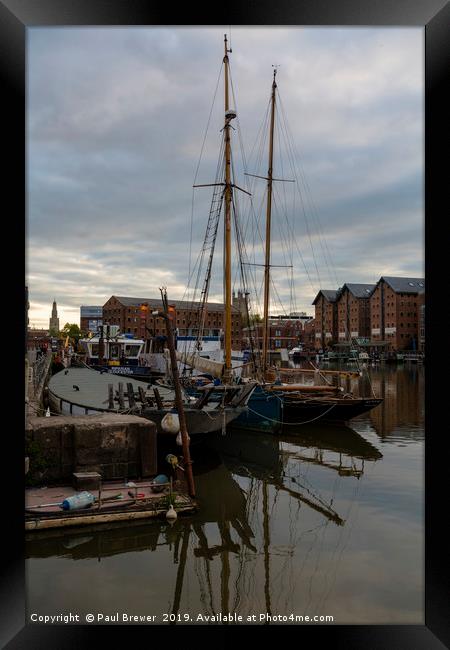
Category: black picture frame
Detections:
[{"x1": 3, "y1": 0, "x2": 448, "y2": 647}]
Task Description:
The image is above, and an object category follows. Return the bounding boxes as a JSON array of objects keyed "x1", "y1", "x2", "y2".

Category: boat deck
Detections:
[{"x1": 48, "y1": 367, "x2": 174, "y2": 414}]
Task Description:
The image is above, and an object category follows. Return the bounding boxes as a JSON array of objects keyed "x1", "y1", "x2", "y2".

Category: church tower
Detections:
[{"x1": 49, "y1": 300, "x2": 60, "y2": 332}]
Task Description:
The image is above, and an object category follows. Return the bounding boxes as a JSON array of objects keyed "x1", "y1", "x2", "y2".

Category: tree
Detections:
[
  {"x1": 61, "y1": 323, "x2": 82, "y2": 345},
  {"x1": 249, "y1": 313, "x2": 262, "y2": 324}
]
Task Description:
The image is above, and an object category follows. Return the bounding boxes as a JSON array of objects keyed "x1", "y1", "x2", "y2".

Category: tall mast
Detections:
[
  {"x1": 223, "y1": 34, "x2": 233, "y2": 380},
  {"x1": 262, "y1": 69, "x2": 277, "y2": 374}
]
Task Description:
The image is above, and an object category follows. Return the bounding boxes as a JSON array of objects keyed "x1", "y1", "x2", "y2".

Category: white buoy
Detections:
[
  {"x1": 161, "y1": 412, "x2": 180, "y2": 434},
  {"x1": 176, "y1": 430, "x2": 190, "y2": 446},
  {"x1": 45, "y1": 407, "x2": 51, "y2": 417},
  {"x1": 166, "y1": 504, "x2": 177, "y2": 521}
]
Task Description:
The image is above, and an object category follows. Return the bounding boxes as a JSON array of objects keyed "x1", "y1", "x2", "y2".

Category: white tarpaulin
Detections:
[{"x1": 175, "y1": 351, "x2": 224, "y2": 378}]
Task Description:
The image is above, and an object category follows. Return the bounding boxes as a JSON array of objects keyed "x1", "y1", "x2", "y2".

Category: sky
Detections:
[{"x1": 27, "y1": 26, "x2": 424, "y2": 329}]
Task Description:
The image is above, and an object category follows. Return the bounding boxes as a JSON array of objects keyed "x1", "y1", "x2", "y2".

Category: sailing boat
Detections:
[
  {"x1": 166, "y1": 35, "x2": 257, "y2": 408},
  {"x1": 141, "y1": 35, "x2": 257, "y2": 436},
  {"x1": 231, "y1": 69, "x2": 383, "y2": 430}
]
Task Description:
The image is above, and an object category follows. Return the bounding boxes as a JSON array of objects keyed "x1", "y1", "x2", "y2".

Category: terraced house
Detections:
[
  {"x1": 312, "y1": 290, "x2": 338, "y2": 350},
  {"x1": 336, "y1": 283, "x2": 375, "y2": 342},
  {"x1": 370, "y1": 277, "x2": 425, "y2": 352}
]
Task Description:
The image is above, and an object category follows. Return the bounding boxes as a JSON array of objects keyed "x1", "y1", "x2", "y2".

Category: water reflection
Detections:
[
  {"x1": 26, "y1": 421, "x2": 386, "y2": 622},
  {"x1": 301, "y1": 362, "x2": 425, "y2": 439}
]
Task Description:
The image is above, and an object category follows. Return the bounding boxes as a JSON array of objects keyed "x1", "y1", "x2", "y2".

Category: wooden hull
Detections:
[{"x1": 282, "y1": 396, "x2": 383, "y2": 424}]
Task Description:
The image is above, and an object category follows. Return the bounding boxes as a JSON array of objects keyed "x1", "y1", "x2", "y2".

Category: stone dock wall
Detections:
[{"x1": 25, "y1": 414, "x2": 157, "y2": 484}]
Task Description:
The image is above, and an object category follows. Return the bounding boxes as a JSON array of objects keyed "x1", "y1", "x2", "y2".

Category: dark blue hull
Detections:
[
  {"x1": 91, "y1": 365, "x2": 155, "y2": 381},
  {"x1": 231, "y1": 385, "x2": 282, "y2": 433}
]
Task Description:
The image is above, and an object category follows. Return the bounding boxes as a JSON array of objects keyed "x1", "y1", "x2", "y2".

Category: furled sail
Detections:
[{"x1": 175, "y1": 351, "x2": 224, "y2": 378}]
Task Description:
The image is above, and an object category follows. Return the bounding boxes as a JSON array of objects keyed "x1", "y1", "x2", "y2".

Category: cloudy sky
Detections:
[{"x1": 27, "y1": 26, "x2": 423, "y2": 328}]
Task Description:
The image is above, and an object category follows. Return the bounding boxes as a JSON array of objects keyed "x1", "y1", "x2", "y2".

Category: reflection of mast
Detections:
[
  {"x1": 275, "y1": 481, "x2": 344, "y2": 526},
  {"x1": 219, "y1": 520, "x2": 231, "y2": 620},
  {"x1": 290, "y1": 450, "x2": 365, "y2": 478},
  {"x1": 262, "y1": 480, "x2": 272, "y2": 618},
  {"x1": 171, "y1": 524, "x2": 190, "y2": 622}
]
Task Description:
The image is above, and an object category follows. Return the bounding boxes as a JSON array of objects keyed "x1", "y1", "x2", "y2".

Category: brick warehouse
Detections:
[
  {"x1": 242, "y1": 314, "x2": 309, "y2": 351},
  {"x1": 312, "y1": 290, "x2": 338, "y2": 350},
  {"x1": 370, "y1": 277, "x2": 425, "y2": 352},
  {"x1": 336, "y1": 283, "x2": 374, "y2": 342},
  {"x1": 102, "y1": 295, "x2": 242, "y2": 350},
  {"x1": 312, "y1": 276, "x2": 425, "y2": 353}
]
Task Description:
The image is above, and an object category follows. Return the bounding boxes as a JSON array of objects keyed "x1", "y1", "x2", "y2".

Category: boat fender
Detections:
[
  {"x1": 161, "y1": 411, "x2": 180, "y2": 434},
  {"x1": 166, "y1": 504, "x2": 177, "y2": 521},
  {"x1": 166, "y1": 454, "x2": 179, "y2": 468},
  {"x1": 176, "y1": 430, "x2": 191, "y2": 446}
]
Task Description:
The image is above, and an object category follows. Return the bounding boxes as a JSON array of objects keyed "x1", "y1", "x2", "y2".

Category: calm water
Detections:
[{"x1": 26, "y1": 364, "x2": 424, "y2": 625}]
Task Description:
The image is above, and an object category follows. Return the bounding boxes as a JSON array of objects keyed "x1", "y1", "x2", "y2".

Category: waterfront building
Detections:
[
  {"x1": 370, "y1": 277, "x2": 425, "y2": 352},
  {"x1": 418, "y1": 292, "x2": 425, "y2": 354},
  {"x1": 49, "y1": 300, "x2": 59, "y2": 333},
  {"x1": 27, "y1": 328, "x2": 50, "y2": 351},
  {"x1": 242, "y1": 314, "x2": 306, "y2": 351},
  {"x1": 102, "y1": 295, "x2": 242, "y2": 350},
  {"x1": 312, "y1": 290, "x2": 338, "y2": 350},
  {"x1": 80, "y1": 306, "x2": 103, "y2": 334},
  {"x1": 301, "y1": 317, "x2": 316, "y2": 350},
  {"x1": 336, "y1": 283, "x2": 374, "y2": 342}
]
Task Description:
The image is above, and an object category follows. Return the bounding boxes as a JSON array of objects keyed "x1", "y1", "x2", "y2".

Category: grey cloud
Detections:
[{"x1": 27, "y1": 27, "x2": 423, "y2": 326}]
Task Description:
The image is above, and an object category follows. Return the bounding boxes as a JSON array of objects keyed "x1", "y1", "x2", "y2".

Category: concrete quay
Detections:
[{"x1": 25, "y1": 414, "x2": 157, "y2": 485}]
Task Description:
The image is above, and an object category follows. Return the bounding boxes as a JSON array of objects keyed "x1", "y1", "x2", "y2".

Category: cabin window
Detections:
[
  {"x1": 91, "y1": 344, "x2": 99, "y2": 357},
  {"x1": 110, "y1": 344, "x2": 120, "y2": 359},
  {"x1": 125, "y1": 344, "x2": 141, "y2": 357}
]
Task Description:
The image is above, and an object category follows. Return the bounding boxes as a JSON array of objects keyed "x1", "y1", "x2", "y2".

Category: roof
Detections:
[
  {"x1": 106, "y1": 296, "x2": 239, "y2": 312},
  {"x1": 340, "y1": 283, "x2": 376, "y2": 299},
  {"x1": 380, "y1": 277, "x2": 425, "y2": 294},
  {"x1": 312, "y1": 290, "x2": 338, "y2": 305}
]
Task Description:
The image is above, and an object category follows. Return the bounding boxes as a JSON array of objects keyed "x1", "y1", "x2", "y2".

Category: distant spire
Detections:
[{"x1": 50, "y1": 299, "x2": 59, "y2": 332}]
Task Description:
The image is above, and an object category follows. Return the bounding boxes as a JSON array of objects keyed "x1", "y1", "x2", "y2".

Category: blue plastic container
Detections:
[
  {"x1": 61, "y1": 491, "x2": 95, "y2": 511},
  {"x1": 151, "y1": 474, "x2": 169, "y2": 493}
]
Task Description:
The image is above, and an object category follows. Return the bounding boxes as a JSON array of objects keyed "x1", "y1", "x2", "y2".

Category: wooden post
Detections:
[
  {"x1": 153, "y1": 386, "x2": 163, "y2": 409},
  {"x1": 118, "y1": 382, "x2": 125, "y2": 409},
  {"x1": 108, "y1": 384, "x2": 114, "y2": 410},
  {"x1": 159, "y1": 289, "x2": 196, "y2": 498},
  {"x1": 126, "y1": 383, "x2": 135, "y2": 408}
]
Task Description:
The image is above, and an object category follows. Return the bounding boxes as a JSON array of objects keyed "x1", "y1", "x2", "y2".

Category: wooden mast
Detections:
[
  {"x1": 223, "y1": 34, "x2": 233, "y2": 381},
  {"x1": 262, "y1": 69, "x2": 277, "y2": 375}
]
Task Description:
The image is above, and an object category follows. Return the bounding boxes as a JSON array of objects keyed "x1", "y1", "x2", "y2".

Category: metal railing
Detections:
[{"x1": 33, "y1": 351, "x2": 52, "y2": 393}]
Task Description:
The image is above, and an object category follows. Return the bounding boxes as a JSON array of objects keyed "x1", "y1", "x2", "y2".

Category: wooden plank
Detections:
[
  {"x1": 138, "y1": 386, "x2": 147, "y2": 404},
  {"x1": 25, "y1": 505, "x2": 196, "y2": 530},
  {"x1": 192, "y1": 387, "x2": 214, "y2": 409},
  {"x1": 279, "y1": 368, "x2": 360, "y2": 378},
  {"x1": 267, "y1": 384, "x2": 341, "y2": 393}
]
